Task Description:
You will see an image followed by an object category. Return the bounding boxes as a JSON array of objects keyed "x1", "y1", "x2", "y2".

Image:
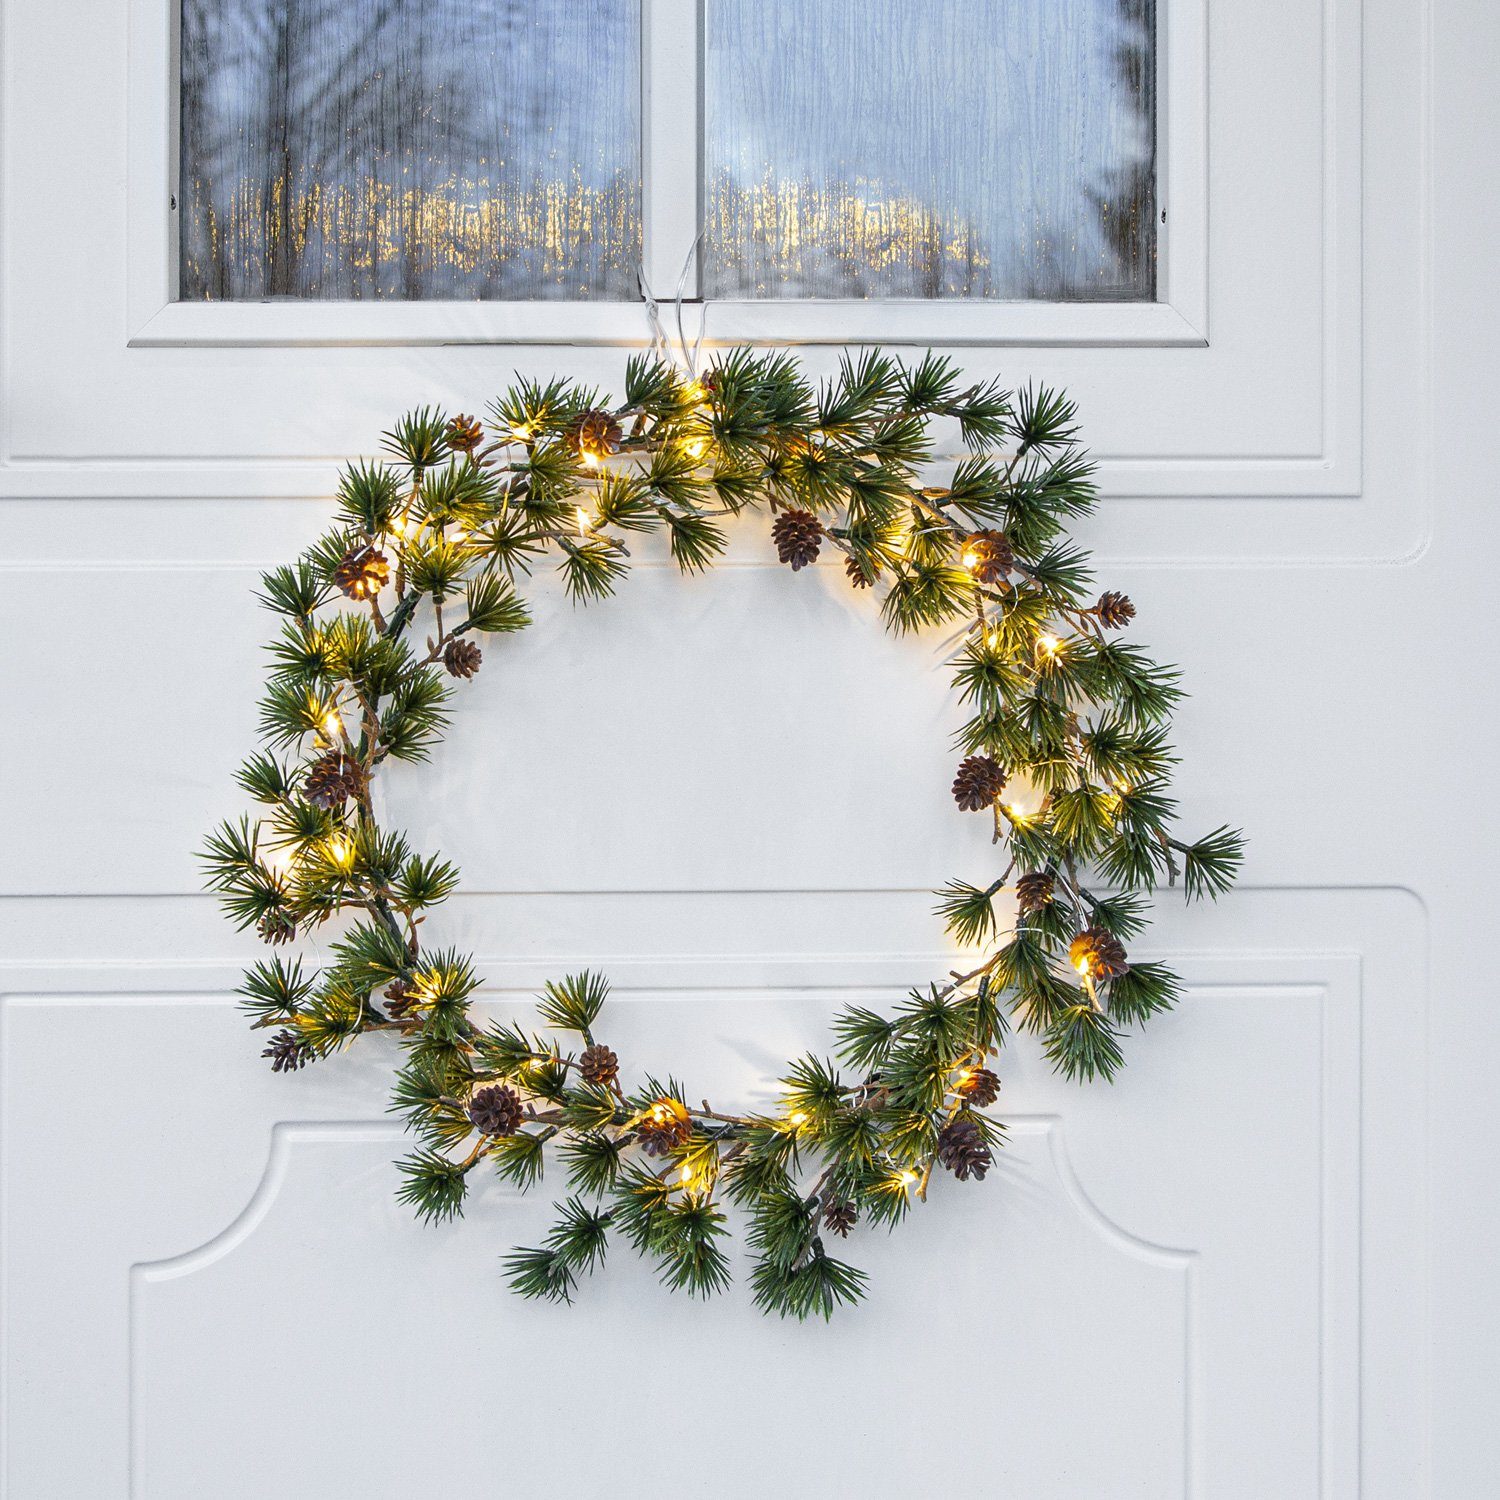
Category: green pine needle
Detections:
[
  {"x1": 503, "y1": 1246, "x2": 577, "y2": 1304},
  {"x1": 396, "y1": 1150, "x2": 469, "y2": 1224},
  {"x1": 536, "y1": 971, "x2": 609, "y2": 1035},
  {"x1": 1045, "y1": 1005, "x2": 1126, "y2": 1083},
  {"x1": 750, "y1": 1245, "x2": 868, "y2": 1321},
  {"x1": 462, "y1": 574, "x2": 531, "y2": 635},
  {"x1": 934, "y1": 879, "x2": 1003, "y2": 945},
  {"x1": 1179, "y1": 826, "x2": 1247, "y2": 901}
]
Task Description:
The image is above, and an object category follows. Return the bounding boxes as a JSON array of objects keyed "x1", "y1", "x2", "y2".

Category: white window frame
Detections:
[{"x1": 126, "y1": 0, "x2": 1206, "y2": 349}]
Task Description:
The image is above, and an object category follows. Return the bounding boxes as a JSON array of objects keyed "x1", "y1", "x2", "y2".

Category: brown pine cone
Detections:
[
  {"x1": 962, "y1": 530, "x2": 1014, "y2": 585},
  {"x1": 1015, "y1": 871, "x2": 1056, "y2": 914},
  {"x1": 468, "y1": 1084, "x2": 524, "y2": 1137},
  {"x1": 822, "y1": 1198, "x2": 858, "y2": 1237},
  {"x1": 1096, "y1": 591, "x2": 1136, "y2": 630},
  {"x1": 263, "y1": 1027, "x2": 314, "y2": 1074},
  {"x1": 636, "y1": 1097, "x2": 691, "y2": 1157},
  {"x1": 578, "y1": 1043, "x2": 619, "y2": 1087},
  {"x1": 302, "y1": 751, "x2": 368, "y2": 811},
  {"x1": 845, "y1": 553, "x2": 875, "y2": 589},
  {"x1": 256, "y1": 910, "x2": 297, "y2": 946},
  {"x1": 771, "y1": 509, "x2": 823, "y2": 571},
  {"x1": 951, "y1": 754, "x2": 1008, "y2": 812},
  {"x1": 383, "y1": 978, "x2": 420, "y2": 1018},
  {"x1": 443, "y1": 638, "x2": 482, "y2": 679},
  {"x1": 445, "y1": 413, "x2": 483, "y2": 454},
  {"x1": 956, "y1": 1066, "x2": 1001, "y2": 1108},
  {"x1": 1069, "y1": 926, "x2": 1130, "y2": 981},
  {"x1": 332, "y1": 545, "x2": 391, "y2": 602},
  {"x1": 936, "y1": 1117, "x2": 992, "y2": 1181},
  {"x1": 568, "y1": 409, "x2": 623, "y2": 463}
]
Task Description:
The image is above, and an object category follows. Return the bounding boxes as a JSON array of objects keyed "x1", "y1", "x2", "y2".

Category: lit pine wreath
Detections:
[{"x1": 203, "y1": 351, "x2": 1243, "y2": 1319}]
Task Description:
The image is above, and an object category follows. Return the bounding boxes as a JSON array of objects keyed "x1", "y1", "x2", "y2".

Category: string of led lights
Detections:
[{"x1": 203, "y1": 350, "x2": 1243, "y2": 1318}]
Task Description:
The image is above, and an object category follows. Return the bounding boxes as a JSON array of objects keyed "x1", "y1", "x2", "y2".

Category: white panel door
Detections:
[{"x1": 2, "y1": 1, "x2": 1496, "y2": 1496}]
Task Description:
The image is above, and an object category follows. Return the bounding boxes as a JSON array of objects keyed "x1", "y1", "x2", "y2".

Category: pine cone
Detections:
[
  {"x1": 383, "y1": 978, "x2": 420, "y2": 1018},
  {"x1": 956, "y1": 1066, "x2": 1000, "y2": 1108},
  {"x1": 443, "y1": 638, "x2": 482, "y2": 679},
  {"x1": 845, "y1": 553, "x2": 875, "y2": 589},
  {"x1": 578, "y1": 1043, "x2": 619, "y2": 1087},
  {"x1": 936, "y1": 1117, "x2": 992, "y2": 1181},
  {"x1": 445, "y1": 413, "x2": 483, "y2": 454},
  {"x1": 568, "y1": 409, "x2": 623, "y2": 463},
  {"x1": 302, "y1": 751, "x2": 368, "y2": 811},
  {"x1": 771, "y1": 509, "x2": 823, "y2": 571},
  {"x1": 822, "y1": 1198, "x2": 858, "y2": 1237},
  {"x1": 1096, "y1": 591, "x2": 1136, "y2": 630},
  {"x1": 468, "y1": 1084, "x2": 524, "y2": 1137},
  {"x1": 256, "y1": 910, "x2": 297, "y2": 946},
  {"x1": 1015, "y1": 871, "x2": 1055, "y2": 914},
  {"x1": 963, "y1": 530, "x2": 1014, "y2": 585},
  {"x1": 636, "y1": 1097, "x2": 691, "y2": 1157},
  {"x1": 951, "y1": 754, "x2": 1008, "y2": 812},
  {"x1": 332, "y1": 545, "x2": 391, "y2": 602},
  {"x1": 263, "y1": 1028, "x2": 314, "y2": 1074},
  {"x1": 1069, "y1": 926, "x2": 1130, "y2": 980}
]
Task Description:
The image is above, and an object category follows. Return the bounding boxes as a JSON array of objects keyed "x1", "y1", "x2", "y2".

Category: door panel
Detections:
[{"x1": 2, "y1": 891, "x2": 1420, "y2": 1496}]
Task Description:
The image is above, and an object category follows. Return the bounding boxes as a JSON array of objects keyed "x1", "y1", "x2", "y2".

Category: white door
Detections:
[{"x1": 2, "y1": 1, "x2": 1494, "y2": 1495}]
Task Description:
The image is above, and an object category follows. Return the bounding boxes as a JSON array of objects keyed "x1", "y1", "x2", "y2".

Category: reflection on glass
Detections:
[
  {"x1": 179, "y1": 0, "x2": 641, "y2": 301},
  {"x1": 704, "y1": 0, "x2": 1156, "y2": 301}
]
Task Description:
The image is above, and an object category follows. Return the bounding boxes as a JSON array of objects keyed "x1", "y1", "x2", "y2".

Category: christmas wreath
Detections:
[{"x1": 203, "y1": 350, "x2": 1243, "y2": 1319}]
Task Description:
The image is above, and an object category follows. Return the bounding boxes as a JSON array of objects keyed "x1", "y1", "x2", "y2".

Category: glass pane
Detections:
[
  {"x1": 179, "y1": 1, "x2": 641, "y2": 301},
  {"x1": 704, "y1": 0, "x2": 1156, "y2": 301}
]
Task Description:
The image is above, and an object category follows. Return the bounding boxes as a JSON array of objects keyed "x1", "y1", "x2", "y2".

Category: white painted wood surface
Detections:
[{"x1": 4, "y1": 0, "x2": 1498, "y2": 1495}]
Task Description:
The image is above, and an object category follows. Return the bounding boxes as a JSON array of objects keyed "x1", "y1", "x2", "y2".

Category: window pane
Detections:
[
  {"x1": 179, "y1": 1, "x2": 641, "y2": 301},
  {"x1": 703, "y1": 0, "x2": 1155, "y2": 301}
]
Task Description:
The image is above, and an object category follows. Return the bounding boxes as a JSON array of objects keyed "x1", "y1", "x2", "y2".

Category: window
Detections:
[
  {"x1": 703, "y1": 0, "x2": 1155, "y2": 302},
  {"x1": 179, "y1": 1, "x2": 641, "y2": 301},
  {"x1": 177, "y1": 0, "x2": 1156, "y2": 308}
]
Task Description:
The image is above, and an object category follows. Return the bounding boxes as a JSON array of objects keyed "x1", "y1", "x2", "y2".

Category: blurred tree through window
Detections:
[
  {"x1": 178, "y1": 0, "x2": 641, "y2": 300},
  {"x1": 704, "y1": 0, "x2": 1156, "y2": 301}
]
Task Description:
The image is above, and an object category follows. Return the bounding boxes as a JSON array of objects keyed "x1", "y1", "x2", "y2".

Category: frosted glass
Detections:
[
  {"x1": 704, "y1": 0, "x2": 1156, "y2": 301},
  {"x1": 178, "y1": 0, "x2": 641, "y2": 301}
]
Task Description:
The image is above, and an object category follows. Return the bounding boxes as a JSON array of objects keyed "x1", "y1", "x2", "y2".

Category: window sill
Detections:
[{"x1": 127, "y1": 298, "x2": 1206, "y2": 350}]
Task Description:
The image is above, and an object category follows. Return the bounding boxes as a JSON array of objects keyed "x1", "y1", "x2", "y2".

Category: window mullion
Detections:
[{"x1": 641, "y1": 0, "x2": 704, "y2": 300}]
